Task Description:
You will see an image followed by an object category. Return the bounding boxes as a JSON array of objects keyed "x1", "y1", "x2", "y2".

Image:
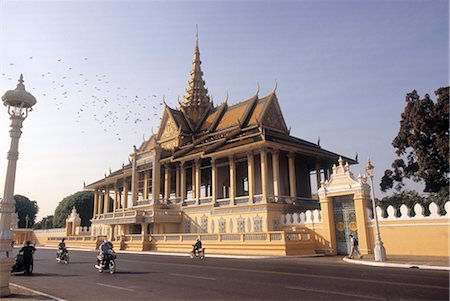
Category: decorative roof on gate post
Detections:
[
  {"x1": 66, "y1": 206, "x2": 81, "y2": 223},
  {"x1": 318, "y1": 157, "x2": 370, "y2": 198},
  {"x1": 180, "y1": 28, "x2": 212, "y2": 131}
]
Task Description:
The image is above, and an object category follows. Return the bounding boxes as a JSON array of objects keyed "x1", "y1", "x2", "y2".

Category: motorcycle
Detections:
[
  {"x1": 11, "y1": 249, "x2": 34, "y2": 275},
  {"x1": 56, "y1": 248, "x2": 69, "y2": 264},
  {"x1": 190, "y1": 248, "x2": 205, "y2": 259},
  {"x1": 95, "y1": 250, "x2": 116, "y2": 274}
]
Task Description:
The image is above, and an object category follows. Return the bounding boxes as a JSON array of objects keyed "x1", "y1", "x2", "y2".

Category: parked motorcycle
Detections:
[
  {"x1": 11, "y1": 249, "x2": 34, "y2": 275},
  {"x1": 190, "y1": 248, "x2": 205, "y2": 259},
  {"x1": 56, "y1": 249, "x2": 69, "y2": 264},
  {"x1": 95, "y1": 250, "x2": 116, "y2": 274}
]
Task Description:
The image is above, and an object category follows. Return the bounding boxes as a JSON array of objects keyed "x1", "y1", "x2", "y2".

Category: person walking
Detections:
[
  {"x1": 21, "y1": 241, "x2": 36, "y2": 275},
  {"x1": 348, "y1": 234, "x2": 362, "y2": 259}
]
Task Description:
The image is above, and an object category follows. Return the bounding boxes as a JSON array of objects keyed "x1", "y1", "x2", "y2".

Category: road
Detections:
[{"x1": 10, "y1": 248, "x2": 449, "y2": 300}]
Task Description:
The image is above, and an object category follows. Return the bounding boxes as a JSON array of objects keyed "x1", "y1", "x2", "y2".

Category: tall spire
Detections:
[
  {"x1": 181, "y1": 26, "x2": 210, "y2": 108},
  {"x1": 180, "y1": 27, "x2": 212, "y2": 131}
]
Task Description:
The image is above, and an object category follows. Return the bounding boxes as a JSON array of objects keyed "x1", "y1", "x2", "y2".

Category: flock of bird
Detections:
[{"x1": 1, "y1": 56, "x2": 167, "y2": 142}]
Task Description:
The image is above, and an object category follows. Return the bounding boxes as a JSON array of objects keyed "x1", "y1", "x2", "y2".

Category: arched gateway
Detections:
[{"x1": 85, "y1": 34, "x2": 357, "y2": 255}]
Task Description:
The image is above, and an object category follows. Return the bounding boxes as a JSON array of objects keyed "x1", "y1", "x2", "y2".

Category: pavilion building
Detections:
[{"x1": 86, "y1": 34, "x2": 356, "y2": 251}]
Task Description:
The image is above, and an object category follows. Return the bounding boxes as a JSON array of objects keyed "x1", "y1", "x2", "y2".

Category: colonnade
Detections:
[{"x1": 93, "y1": 148, "x2": 329, "y2": 216}]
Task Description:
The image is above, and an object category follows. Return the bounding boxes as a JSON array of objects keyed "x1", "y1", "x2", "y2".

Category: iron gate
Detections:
[{"x1": 333, "y1": 196, "x2": 357, "y2": 255}]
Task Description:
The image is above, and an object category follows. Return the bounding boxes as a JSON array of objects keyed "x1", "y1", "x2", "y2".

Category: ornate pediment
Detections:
[
  {"x1": 157, "y1": 108, "x2": 180, "y2": 150},
  {"x1": 260, "y1": 94, "x2": 288, "y2": 133}
]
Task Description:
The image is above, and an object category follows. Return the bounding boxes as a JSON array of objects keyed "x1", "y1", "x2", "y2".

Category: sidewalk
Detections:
[
  {"x1": 343, "y1": 254, "x2": 450, "y2": 271},
  {"x1": 5, "y1": 283, "x2": 63, "y2": 301}
]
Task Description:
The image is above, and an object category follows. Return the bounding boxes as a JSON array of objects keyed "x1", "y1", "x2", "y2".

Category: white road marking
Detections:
[
  {"x1": 96, "y1": 283, "x2": 135, "y2": 291},
  {"x1": 10, "y1": 283, "x2": 67, "y2": 301},
  {"x1": 286, "y1": 286, "x2": 387, "y2": 300},
  {"x1": 74, "y1": 253, "x2": 448, "y2": 290},
  {"x1": 170, "y1": 273, "x2": 216, "y2": 281}
]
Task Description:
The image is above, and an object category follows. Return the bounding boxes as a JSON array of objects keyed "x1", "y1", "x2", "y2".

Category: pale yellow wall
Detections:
[{"x1": 369, "y1": 220, "x2": 449, "y2": 256}]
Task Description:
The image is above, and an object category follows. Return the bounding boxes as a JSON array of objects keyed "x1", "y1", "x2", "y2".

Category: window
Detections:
[
  {"x1": 219, "y1": 218, "x2": 226, "y2": 233},
  {"x1": 138, "y1": 172, "x2": 145, "y2": 199},
  {"x1": 184, "y1": 219, "x2": 191, "y2": 233},
  {"x1": 253, "y1": 217, "x2": 262, "y2": 232},
  {"x1": 273, "y1": 218, "x2": 280, "y2": 231},
  {"x1": 201, "y1": 216, "x2": 208, "y2": 233},
  {"x1": 237, "y1": 217, "x2": 245, "y2": 233}
]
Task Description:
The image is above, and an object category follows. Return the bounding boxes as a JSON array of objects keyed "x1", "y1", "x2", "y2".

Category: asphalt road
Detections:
[{"x1": 10, "y1": 248, "x2": 449, "y2": 301}]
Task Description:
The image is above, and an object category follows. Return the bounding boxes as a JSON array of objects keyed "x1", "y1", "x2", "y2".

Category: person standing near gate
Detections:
[{"x1": 348, "y1": 234, "x2": 362, "y2": 259}]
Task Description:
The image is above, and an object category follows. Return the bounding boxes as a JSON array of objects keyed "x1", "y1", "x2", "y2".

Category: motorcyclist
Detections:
[
  {"x1": 192, "y1": 239, "x2": 202, "y2": 255},
  {"x1": 58, "y1": 238, "x2": 67, "y2": 258},
  {"x1": 21, "y1": 241, "x2": 36, "y2": 276},
  {"x1": 97, "y1": 239, "x2": 113, "y2": 268}
]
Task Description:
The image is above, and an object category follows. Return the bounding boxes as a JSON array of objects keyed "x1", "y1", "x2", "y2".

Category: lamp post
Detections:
[
  {"x1": 25, "y1": 214, "x2": 30, "y2": 243},
  {"x1": 0, "y1": 75, "x2": 36, "y2": 296},
  {"x1": 365, "y1": 159, "x2": 387, "y2": 262}
]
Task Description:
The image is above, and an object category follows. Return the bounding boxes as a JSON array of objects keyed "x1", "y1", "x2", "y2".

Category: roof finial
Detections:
[
  {"x1": 272, "y1": 80, "x2": 278, "y2": 94},
  {"x1": 196, "y1": 24, "x2": 199, "y2": 45},
  {"x1": 224, "y1": 91, "x2": 229, "y2": 104},
  {"x1": 19, "y1": 74, "x2": 24, "y2": 84},
  {"x1": 255, "y1": 82, "x2": 260, "y2": 96}
]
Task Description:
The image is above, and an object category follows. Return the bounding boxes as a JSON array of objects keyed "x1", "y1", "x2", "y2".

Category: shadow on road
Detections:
[
  {"x1": 13, "y1": 273, "x2": 81, "y2": 277},
  {"x1": 113, "y1": 271, "x2": 158, "y2": 275}
]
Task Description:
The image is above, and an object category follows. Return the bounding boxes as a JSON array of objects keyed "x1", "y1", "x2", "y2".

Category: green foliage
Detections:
[
  {"x1": 376, "y1": 190, "x2": 426, "y2": 217},
  {"x1": 14, "y1": 195, "x2": 39, "y2": 228},
  {"x1": 381, "y1": 87, "x2": 449, "y2": 193},
  {"x1": 53, "y1": 191, "x2": 94, "y2": 228},
  {"x1": 33, "y1": 215, "x2": 54, "y2": 229},
  {"x1": 428, "y1": 186, "x2": 449, "y2": 215}
]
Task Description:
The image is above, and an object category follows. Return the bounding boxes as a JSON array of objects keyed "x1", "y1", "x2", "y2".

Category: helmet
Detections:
[
  {"x1": 196, "y1": 239, "x2": 200, "y2": 242},
  {"x1": 26, "y1": 240, "x2": 31, "y2": 246},
  {"x1": 62, "y1": 238, "x2": 65, "y2": 242}
]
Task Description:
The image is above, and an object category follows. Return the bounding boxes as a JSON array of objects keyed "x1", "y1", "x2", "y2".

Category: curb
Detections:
[
  {"x1": 342, "y1": 257, "x2": 450, "y2": 271},
  {"x1": 10, "y1": 283, "x2": 67, "y2": 301}
]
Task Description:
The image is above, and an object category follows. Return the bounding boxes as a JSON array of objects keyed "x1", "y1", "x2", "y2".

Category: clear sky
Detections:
[{"x1": 0, "y1": 0, "x2": 448, "y2": 220}]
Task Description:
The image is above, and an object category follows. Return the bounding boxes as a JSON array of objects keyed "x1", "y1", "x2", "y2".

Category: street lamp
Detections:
[
  {"x1": 365, "y1": 159, "x2": 387, "y2": 262},
  {"x1": 0, "y1": 75, "x2": 36, "y2": 296},
  {"x1": 25, "y1": 214, "x2": 30, "y2": 243}
]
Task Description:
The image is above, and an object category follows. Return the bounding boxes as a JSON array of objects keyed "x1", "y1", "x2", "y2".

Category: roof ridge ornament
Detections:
[{"x1": 272, "y1": 80, "x2": 278, "y2": 94}]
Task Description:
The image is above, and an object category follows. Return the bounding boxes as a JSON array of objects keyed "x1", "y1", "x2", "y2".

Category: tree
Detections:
[
  {"x1": 14, "y1": 195, "x2": 39, "y2": 228},
  {"x1": 33, "y1": 215, "x2": 54, "y2": 229},
  {"x1": 53, "y1": 191, "x2": 94, "y2": 228},
  {"x1": 381, "y1": 87, "x2": 449, "y2": 193},
  {"x1": 376, "y1": 190, "x2": 426, "y2": 217}
]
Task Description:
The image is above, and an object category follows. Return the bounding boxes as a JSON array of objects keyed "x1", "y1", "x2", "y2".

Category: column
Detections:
[
  {"x1": 211, "y1": 158, "x2": 217, "y2": 203},
  {"x1": 192, "y1": 161, "x2": 196, "y2": 199},
  {"x1": 180, "y1": 161, "x2": 186, "y2": 201},
  {"x1": 195, "y1": 159, "x2": 201, "y2": 205},
  {"x1": 104, "y1": 187, "x2": 110, "y2": 213},
  {"x1": 123, "y1": 179, "x2": 129, "y2": 209},
  {"x1": 247, "y1": 153, "x2": 254, "y2": 204},
  {"x1": 152, "y1": 161, "x2": 161, "y2": 203},
  {"x1": 288, "y1": 152, "x2": 297, "y2": 200},
  {"x1": 229, "y1": 155, "x2": 236, "y2": 205},
  {"x1": 315, "y1": 161, "x2": 321, "y2": 189},
  {"x1": 272, "y1": 150, "x2": 280, "y2": 200},
  {"x1": 131, "y1": 156, "x2": 137, "y2": 203},
  {"x1": 260, "y1": 149, "x2": 268, "y2": 202},
  {"x1": 93, "y1": 190, "x2": 99, "y2": 218},
  {"x1": 176, "y1": 165, "x2": 180, "y2": 199},
  {"x1": 164, "y1": 164, "x2": 171, "y2": 202},
  {"x1": 109, "y1": 225, "x2": 115, "y2": 241},
  {"x1": 113, "y1": 183, "x2": 118, "y2": 212},
  {"x1": 98, "y1": 190, "x2": 104, "y2": 214}
]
